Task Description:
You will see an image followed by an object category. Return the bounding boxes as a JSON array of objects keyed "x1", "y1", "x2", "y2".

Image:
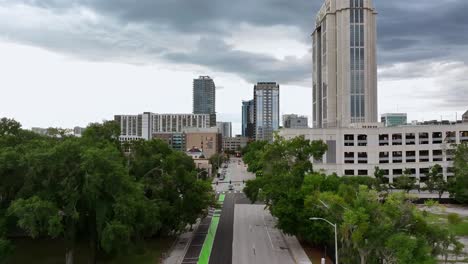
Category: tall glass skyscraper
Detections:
[
  {"x1": 312, "y1": 0, "x2": 378, "y2": 128},
  {"x1": 193, "y1": 76, "x2": 216, "y2": 126},
  {"x1": 242, "y1": 100, "x2": 255, "y2": 138},
  {"x1": 254, "y1": 82, "x2": 280, "y2": 142}
]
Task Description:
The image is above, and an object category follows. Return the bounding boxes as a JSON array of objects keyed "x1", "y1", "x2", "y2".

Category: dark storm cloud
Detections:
[
  {"x1": 163, "y1": 38, "x2": 310, "y2": 84},
  {"x1": 1, "y1": 0, "x2": 468, "y2": 84}
]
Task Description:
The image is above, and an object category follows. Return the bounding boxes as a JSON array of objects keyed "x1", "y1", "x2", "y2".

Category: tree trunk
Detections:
[
  {"x1": 65, "y1": 247, "x2": 74, "y2": 264},
  {"x1": 360, "y1": 254, "x2": 366, "y2": 264}
]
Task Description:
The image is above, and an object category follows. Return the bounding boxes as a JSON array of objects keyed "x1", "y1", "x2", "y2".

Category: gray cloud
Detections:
[
  {"x1": 1, "y1": 0, "x2": 467, "y2": 86},
  {"x1": 163, "y1": 38, "x2": 311, "y2": 84}
]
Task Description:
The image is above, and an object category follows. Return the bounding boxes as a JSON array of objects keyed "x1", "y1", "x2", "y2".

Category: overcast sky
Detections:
[{"x1": 1, "y1": 0, "x2": 467, "y2": 134}]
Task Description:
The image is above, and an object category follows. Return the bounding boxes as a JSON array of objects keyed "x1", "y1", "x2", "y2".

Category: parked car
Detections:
[{"x1": 228, "y1": 184, "x2": 234, "y2": 191}]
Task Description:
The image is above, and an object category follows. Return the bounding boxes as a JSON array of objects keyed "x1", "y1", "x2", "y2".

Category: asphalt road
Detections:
[
  {"x1": 232, "y1": 204, "x2": 296, "y2": 264},
  {"x1": 209, "y1": 193, "x2": 238, "y2": 264},
  {"x1": 181, "y1": 157, "x2": 299, "y2": 264},
  {"x1": 213, "y1": 158, "x2": 254, "y2": 193}
]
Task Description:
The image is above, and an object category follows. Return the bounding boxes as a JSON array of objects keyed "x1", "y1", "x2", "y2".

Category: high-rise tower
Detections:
[
  {"x1": 254, "y1": 82, "x2": 280, "y2": 142},
  {"x1": 193, "y1": 76, "x2": 216, "y2": 126},
  {"x1": 312, "y1": 0, "x2": 378, "y2": 128}
]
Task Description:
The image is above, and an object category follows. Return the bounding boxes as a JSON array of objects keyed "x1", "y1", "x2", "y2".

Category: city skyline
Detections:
[{"x1": 1, "y1": 0, "x2": 467, "y2": 134}]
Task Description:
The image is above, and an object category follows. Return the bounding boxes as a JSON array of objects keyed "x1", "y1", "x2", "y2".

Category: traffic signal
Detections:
[{"x1": 229, "y1": 180, "x2": 232, "y2": 184}]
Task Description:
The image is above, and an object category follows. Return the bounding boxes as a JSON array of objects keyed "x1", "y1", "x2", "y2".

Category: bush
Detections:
[{"x1": 447, "y1": 213, "x2": 462, "y2": 225}]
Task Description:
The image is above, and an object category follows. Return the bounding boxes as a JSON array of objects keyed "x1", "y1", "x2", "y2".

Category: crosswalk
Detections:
[{"x1": 216, "y1": 190, "x2": 243, "y2": 194}]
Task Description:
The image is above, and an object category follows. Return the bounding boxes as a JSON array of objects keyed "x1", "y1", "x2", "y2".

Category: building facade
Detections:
[
  {"x1": 283, "y1": 114, "x2": 309, "y2": 129},
  {"x1": 381, "y1": 113, "x2": 408, "y2": 127},
  {"x1": 242, "y1": 100, "x2": 255, "y2": 139},
  {"x1": 463, "y1": 110, "x2": 468, "y2": 123},
  {"x1": 115, "y1": 112, "x2": 211, "y2": 141},
  {"x1": 254, "y1": 82, "x2": 280, "y2": 141},
  {"x1": 216, "y1": 122, "x2": 232, "y2": 138},
  {"x1": 193, "y1": 76, "x2": 216, "y2": 126},
  {"x1": 222, "y1": 136, "x2": 249, "y2": 152},
  {"x1": 184, "y1": 128, "x2": 221, "y2": 158},
  {"x1": 312, "y1": 0, "x2": 378, "y2": 128},
  {"x1": 152, "y1": 132, "x2": 186, "y2": 151},
  {"x1": 279, "y1": 123, "x2": 468, "y2": 183}
]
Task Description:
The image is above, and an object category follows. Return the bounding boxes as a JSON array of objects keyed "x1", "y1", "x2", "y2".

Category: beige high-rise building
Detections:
[{"x1": 312, "y1": 0, "x2": 378, "y2": 128}]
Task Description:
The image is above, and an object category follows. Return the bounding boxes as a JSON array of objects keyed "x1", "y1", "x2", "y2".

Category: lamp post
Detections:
[{"x1": 310, "y1": 217, "x2": 338, "y2": 264}]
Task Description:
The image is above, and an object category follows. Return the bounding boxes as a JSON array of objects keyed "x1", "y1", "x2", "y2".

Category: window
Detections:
[
  {"x1": 345, "y1": 152, "x2": 355, "y2": 164},
  {"x1": 392, "y1": 134, "x2": 403, "y2": 146},
  {"x1": 379, "y1": 152, "x2": 389, "y2": 164},
  {"x1": 406, "y1": 133, "x2": 415, "y2": 145},
  {"x1": 460, "y1": 131, "x2": 468, "y2": 143},
  {"x1": 433, "y1": 150, "x2": 443, "y2": 162},
  {"x1": 345, "y1": 170, "x2": 355, "y2": 176},
  {"x1": 419, "y1": 150, "x2": 430, "y2": 162},
  {"x1": 446, "y1": 131, "x2": 456, "y2": 143},
  {"x1": 419, "y1": 132, "x2": 429, "y2": 145},
  {"x1": 393, "y1": 151, "x2": 403, "y2": 163},
  {"x1": 358, "y1": 152, "x2": 368, "y2": 164},
  {"x1": 344, "y1": 134, "x2": 354, "y2": 146},
  {"x1": 379, "y1": 134, "x2": 389, "y2": 146},
  {"x1": 358, "y1": 134, "x2": 367, "y2": 146},
  {"x1": 358, "y1": 170, "x2": 368, "y2": 176},
  {"x1": 420, "y1": 168, "x2": 430, "y2": 177},
  {"x1": 433, "y1": 132, "x2": 442, "y2": 144},
  {"x1": 393, "y1": 169, "x2": 403, "y2": 176},
  {"x1": 406, "y1": 151, "x2": 416, "y2": 163}
]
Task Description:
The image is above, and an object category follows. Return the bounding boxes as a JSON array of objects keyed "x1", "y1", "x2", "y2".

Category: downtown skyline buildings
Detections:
[
  {"x1": 193, "y1": 76, "x2": 217, "y2": 127},
  {"x1": 312, "y1": 0, "x2": 378, "y2": 128}
]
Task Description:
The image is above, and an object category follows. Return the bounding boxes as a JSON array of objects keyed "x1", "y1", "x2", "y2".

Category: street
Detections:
[{"x1": 172, "y1": 157, "x2": 309, "y2": 264}]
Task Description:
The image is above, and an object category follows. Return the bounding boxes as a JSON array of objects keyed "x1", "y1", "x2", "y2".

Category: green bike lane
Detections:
[{"x1": 197, "y1": 194, "x2": 224, "y2": 264}]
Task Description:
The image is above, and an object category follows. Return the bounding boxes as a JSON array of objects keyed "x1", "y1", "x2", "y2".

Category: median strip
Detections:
[{"x1": 197, "y1": 194, "x2": 225, "y2": 264}]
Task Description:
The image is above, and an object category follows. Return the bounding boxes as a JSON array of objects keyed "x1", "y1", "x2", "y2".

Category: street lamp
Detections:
[{"x1": 310, "y1": 217, "x2": 338, "y2": 264}]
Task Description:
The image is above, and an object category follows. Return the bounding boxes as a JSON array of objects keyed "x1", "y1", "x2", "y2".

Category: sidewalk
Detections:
[
  {"x1": 283, "y1": 234, "x2": 313, "y2": 264},
  {"x1": 163, "y1": 219, "x2": 201, "y2": 264}
]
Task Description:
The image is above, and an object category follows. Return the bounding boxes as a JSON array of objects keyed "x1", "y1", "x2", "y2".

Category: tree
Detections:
[
  {"x1": 128, "y1": 139, "x2": 215, "y2": 233},
  {"x1": 209, "y1": 153, "x2": 227, "y2": 172},
  {"x1": 0, "y1": 214, "x2": 12, "y2": 263},
  {"x1": 7, "y1": 138, "x2": 158, "y2": 264},
  {"x1": 452, "y1": 143, "x2": 468, "y2": 203},
  {"x1": 394, "y1": 169, "x2": 416, "y2": 193}
]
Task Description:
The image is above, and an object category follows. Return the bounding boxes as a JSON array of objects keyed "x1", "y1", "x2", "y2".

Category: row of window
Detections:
[
  {"x1": 343, "y1": 131, "x2": 468, "y2": 146},
  {"x1": 344, "y1": 167, "x2": 455, "y2": 177},
  {"x1": 343, "y1": 149, "x2": 454, "y2": 164}
]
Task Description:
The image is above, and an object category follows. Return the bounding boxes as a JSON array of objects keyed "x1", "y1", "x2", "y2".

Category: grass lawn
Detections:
[
  {"x1": 424, "y1": 211, "x2": 468, "y2": 237},
  {"x1": 449, "y1": 221, "x2": 468, "y2": 236},
  {"x1": 5, "y1": 236, "x2": 175, "y2": 264}
]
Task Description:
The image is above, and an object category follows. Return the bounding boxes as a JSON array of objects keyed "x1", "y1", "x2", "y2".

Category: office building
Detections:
[
  {"x1": 185, "y1": 127, "x2": 222, "y2": 159},
  {"x1": 115, "y1": 112, "x2": 211, "y2": 141},
  {"x1": 283, "y1": 114, "x2": 309, "y2": 129},
  {"x1": 381, "y1": 113, "x2": 407, "y2": 127},
  {"x1": 242, "y1": 100, "x2": 255, "y2": 138},
  {"x1": 254, "y1": 82, "x2": 280, "y2": 141},
  {"x1": 279, "y1": 0, "x2": 468, "y2": 181},
  {"x1": 222, "y1": 135, "x2": 249, "y2": 152},
  {"x1": 152, "y1": 132, "x2": 186, "y2": 151},
  {"x1": 280, "y1": 123, "x2": 468, "y2": 182},
  {"x1": 312, "y1": 0, "x2": 378, "y2": 128},
  {"x1": 463, "y1": 110, "x2": 468, "y2": 123},
  {"x1": 193, "y1": 76, "x2": 216, "y2": 126},
  {"x1": 216, "y1": 122, "x2": 232, "y2": 138}
]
